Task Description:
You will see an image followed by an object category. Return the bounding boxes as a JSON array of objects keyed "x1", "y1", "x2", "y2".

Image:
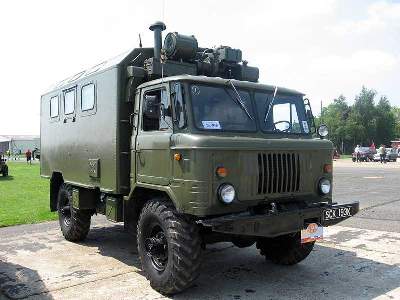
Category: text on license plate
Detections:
[{"x1": 323, "y1": 206, "x2": 352, "y2": 220}]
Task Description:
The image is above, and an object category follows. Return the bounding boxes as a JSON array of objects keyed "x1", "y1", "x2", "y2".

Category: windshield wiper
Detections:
[
  {"x1": 264, "y1": 86, "x2": 278, "y2": 123},
  {"x1": 227, "y1": 80, "x2": 253, "y2": 120}
]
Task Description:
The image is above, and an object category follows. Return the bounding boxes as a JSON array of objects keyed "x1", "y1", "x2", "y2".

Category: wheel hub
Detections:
[
  {"x1": 144, "y1": 228, "x2": 168, "y2": 271},
  {"x1": 59, "y1": 196, "x2": 71, "y2": 227}
]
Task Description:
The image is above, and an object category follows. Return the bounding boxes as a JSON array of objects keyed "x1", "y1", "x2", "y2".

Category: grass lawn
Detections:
[
  {"x1": 338, "y1": 154, "x2": 352, "y2": 159},
  {"x1": 0, "y1": 162, "x2": 57, "y2": 227}
]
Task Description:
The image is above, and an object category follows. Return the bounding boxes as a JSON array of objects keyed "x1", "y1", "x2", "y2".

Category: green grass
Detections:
[
  {"x1": 338, "y1": 154, "x2": 352, "y2": 159},
  {"x1": 0, "y1": 162, "x2": 57, "y2": 227}
]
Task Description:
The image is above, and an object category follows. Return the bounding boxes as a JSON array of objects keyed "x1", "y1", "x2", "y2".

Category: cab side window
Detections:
[
  {"x1": 64, "y1": 88, "x2": 76, "y2": 115},
  {"x1": 142, "y1": 89, "x2": 172, "y2": 131}
]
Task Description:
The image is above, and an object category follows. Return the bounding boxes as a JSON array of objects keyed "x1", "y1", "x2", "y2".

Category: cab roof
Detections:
[{"x1": 137, "y1": 75, "x2": 305, "y2": 96}]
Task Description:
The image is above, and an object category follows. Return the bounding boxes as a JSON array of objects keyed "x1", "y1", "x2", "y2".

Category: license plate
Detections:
[
  {"x1": 301, "y1": 223, "x2": 323, "y2": 244},
  {"x1": 323, "y1": 206, "x2": 352, "y2": 221}
]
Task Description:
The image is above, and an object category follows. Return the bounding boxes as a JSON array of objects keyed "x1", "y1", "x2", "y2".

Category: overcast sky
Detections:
[{"x1": 1, "y1": 0, "x2": 399, "y2": 135}]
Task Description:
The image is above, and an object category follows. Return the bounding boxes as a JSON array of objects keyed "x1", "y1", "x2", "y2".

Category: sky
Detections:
[{"x1": 0, "y1": 0, "x2": 399, "y2": 135}]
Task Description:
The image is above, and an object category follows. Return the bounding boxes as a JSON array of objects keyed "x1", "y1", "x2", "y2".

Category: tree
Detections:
[
  {"x1": 318, "y1": 87, "x2": 398, "y2": 154},
  {"x1": 392, "y1": 107, "x2": 400, "y2": 139},
  {"x1": 320, "y1": 95, "x2": 350, "y2": 152},
  {"x1": 375, "y1": 96, "x2": 396, "y2": 146},
  {"x1": 352, "y1": 87, "x2": 377, "y2": 145}
]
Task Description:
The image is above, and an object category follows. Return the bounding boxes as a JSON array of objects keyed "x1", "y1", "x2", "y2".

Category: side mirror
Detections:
[
  {"x1": 143, "y1": 95, "x2": 160, "y2": 119},
  {"x1": 306, "y1": 109, "x2": 313, "y2": 121},
  {"x1": 304, "y1": 98, "x2": 316, "y2": 133}
]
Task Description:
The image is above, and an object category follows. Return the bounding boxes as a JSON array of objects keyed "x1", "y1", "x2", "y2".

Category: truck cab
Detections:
[
  {"x1": 40, "y1": 21, "x2": 359, "y2": 295},
  {"x1": 133, "y1": 75, "x2": 333, "y2": 216}
]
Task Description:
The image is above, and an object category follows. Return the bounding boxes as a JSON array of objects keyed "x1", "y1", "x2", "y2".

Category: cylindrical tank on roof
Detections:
[{"x1": 164, "y1": 32, "x2": 198, "y2": 61}]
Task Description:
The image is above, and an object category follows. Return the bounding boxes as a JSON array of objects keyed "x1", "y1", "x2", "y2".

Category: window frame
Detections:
[
  {"x1": 140, "y1": 85, "x2": 172, "y2": 133},
  {"x1": 80, "y1": 82, "x2": 97, "y2": 115},
  {"x1": 49, "y1": 95, "x2": 60, "y2": 120},
  {"x1": 171, "y1": 82, "x2": 187, "y2": 130},
  {"x1": 189, "y1": 83, "x2": 257, "y2": 133},
  {"x1": 254, "y1": 91, "x2": 310, "y2": 136},
  {"x1": 63, "y1": 87, "x2": 77, "y2": 116}
]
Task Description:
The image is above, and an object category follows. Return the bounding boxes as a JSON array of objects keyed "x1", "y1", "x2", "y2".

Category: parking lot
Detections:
[{"x1": 1, "y1": 160, "x2": 400, "y2": 300}]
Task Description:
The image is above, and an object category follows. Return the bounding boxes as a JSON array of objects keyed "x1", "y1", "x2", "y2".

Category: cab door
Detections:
[{"x1": 136, "y1": 83, "x2": 173, "y2": 185}]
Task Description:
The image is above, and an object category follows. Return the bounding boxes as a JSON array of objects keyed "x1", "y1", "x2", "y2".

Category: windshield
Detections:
[
  {"x1": 255, "y1": 92, "x2": 309, "y2": 134},
  {"x1": 191, "y1": 84, "x2": 256, "y2": 131}
]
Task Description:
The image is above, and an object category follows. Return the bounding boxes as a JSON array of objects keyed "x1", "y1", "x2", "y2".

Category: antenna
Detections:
[
  {"x1": 138, "y1": 34, "x2": 142, "y2": 48},
  {"x1": 162, "y1": 0, "x2": 166, "y2": 23}
]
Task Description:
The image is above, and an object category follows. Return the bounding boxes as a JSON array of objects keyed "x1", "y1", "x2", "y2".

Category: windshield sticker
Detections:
[
  {"x1": 302, "y1": 121, "x2": 310, "y2": 133},
  {"x1": 202, "y1": 121, "x2": 221, "y2": 130},
  {"x1": 191, "y1": 85, "x2": 200, "y2": 96}
]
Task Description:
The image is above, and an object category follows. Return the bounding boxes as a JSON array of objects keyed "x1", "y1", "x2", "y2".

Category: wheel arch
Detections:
[{"x1": 124, "y1": 185, "x2": 177, "y2": 235}]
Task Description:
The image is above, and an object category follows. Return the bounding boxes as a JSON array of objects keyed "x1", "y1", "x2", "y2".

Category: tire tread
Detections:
[{"x1": 137, "y1": 198, "x2": 202, "y2": 295}]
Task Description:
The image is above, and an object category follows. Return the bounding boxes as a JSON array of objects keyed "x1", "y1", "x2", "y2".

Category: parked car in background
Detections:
[
  {"x1": 373, "y1": 148, "x2": 397, "y2": 162},
  {"x1": 352, "y1": 147, "x2": 376, "y2": 162}
]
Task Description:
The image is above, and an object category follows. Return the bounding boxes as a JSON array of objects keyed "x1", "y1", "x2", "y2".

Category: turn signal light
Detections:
[
  {"x1": 324, "y1": 164, "x2": 332, "y2": 173},
  {"x1": 216, "y1": 167, "x2": 228, "y2": 178},
  {"x1": 174, "y1": 153, "x2": 182, "y2": 161}
]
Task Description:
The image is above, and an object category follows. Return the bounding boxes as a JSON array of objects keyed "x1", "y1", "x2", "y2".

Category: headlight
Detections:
[
  {"x1": 218, "y1": 184, "x2": 235, "y2": 204},
  {"x1": 318, "y1": 124, "x2": 329, "y2": 138},
  {"x1": 319, "y1": 178, "x2": 331, "y2": 195}
]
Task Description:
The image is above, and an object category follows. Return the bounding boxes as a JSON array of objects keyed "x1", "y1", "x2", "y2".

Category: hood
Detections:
[{"x1": 171, "y1": 134, "x2": 334, "y2": 151}]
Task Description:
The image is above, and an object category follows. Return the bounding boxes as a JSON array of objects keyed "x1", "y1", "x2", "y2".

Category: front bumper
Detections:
[{"x1": 198, "y1": 202, "x2": 359, "y2": 238}]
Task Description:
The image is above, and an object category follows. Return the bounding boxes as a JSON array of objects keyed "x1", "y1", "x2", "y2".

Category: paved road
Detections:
[
  {"x1": 1, "y1": 160, "x2": 399, "y2": 299},
  {"x1": 334, "y1": 160, "x2": 400, "y2": 232}
]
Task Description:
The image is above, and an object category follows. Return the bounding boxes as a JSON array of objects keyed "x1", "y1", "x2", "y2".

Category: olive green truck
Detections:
[{"x1": 41, "y1": 22, "x2": 359, "y2": 294}]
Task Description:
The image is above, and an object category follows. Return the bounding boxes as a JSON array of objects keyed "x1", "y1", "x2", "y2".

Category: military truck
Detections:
[{"x1": 41, "y1": 22, "x2": 359, "y2": 294}]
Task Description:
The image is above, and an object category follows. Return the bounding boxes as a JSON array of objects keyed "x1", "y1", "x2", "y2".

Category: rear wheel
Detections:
[
  {"x1": 256, "y1": 232, "x2": 314, "y2": 265},
  {"x1": 137, "y1": 199, "x2": 202, "y2": 295},
  {"x1": 57, "y1": 183, "x2": 91, "y2": 242}
]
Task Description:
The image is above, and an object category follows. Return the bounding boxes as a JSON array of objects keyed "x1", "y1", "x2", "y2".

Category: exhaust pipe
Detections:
[{"x1": 149, "y1": 21, "x2": 166, "y2": 60}]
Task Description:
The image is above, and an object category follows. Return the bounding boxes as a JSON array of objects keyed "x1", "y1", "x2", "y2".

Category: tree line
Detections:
[{"x1": 316, "y1": 87, "x2": 400, "y2": 154}]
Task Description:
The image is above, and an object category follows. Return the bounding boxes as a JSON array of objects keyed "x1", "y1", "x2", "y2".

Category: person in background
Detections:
[
  {"x1": 354, "y1": 144, "x2": 361, "y2": 162},
  {"x1": 25, "y1": 149, "x2": 32, "y2": 165},
  {"x1": 6, "y1": 149, "x2": 10, "y2": 160},
  {"x1": 378, "y1": 144, "x2": 386, "y2": 164}
]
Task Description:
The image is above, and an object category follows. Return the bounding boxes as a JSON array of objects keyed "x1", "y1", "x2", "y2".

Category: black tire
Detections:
[
  {"x1": 57, "y1": 183, "x2": 91, "y2": 242},
  {"x1": 256, "y1": 232, "x2": 314, "y2": 265},
  {"x1": 137, "y1": 199, "x2": 202, "y2": 295}
]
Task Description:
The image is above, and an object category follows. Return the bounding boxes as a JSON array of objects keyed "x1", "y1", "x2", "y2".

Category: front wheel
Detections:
[
  {"x1": 137, "y1": 199, "x2": 202, "y2": 295},
  {"x1": 256, "y1": 232, "x2": 314, "y2": 265},
  {"x1": 57, "y1": 183, "x2": 91, "y2": 242}
]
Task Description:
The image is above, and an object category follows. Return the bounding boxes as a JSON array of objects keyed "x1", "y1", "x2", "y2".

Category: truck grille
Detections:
[{"x1": 257, "y1": 152, "x2": 300, "y2": 194}]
